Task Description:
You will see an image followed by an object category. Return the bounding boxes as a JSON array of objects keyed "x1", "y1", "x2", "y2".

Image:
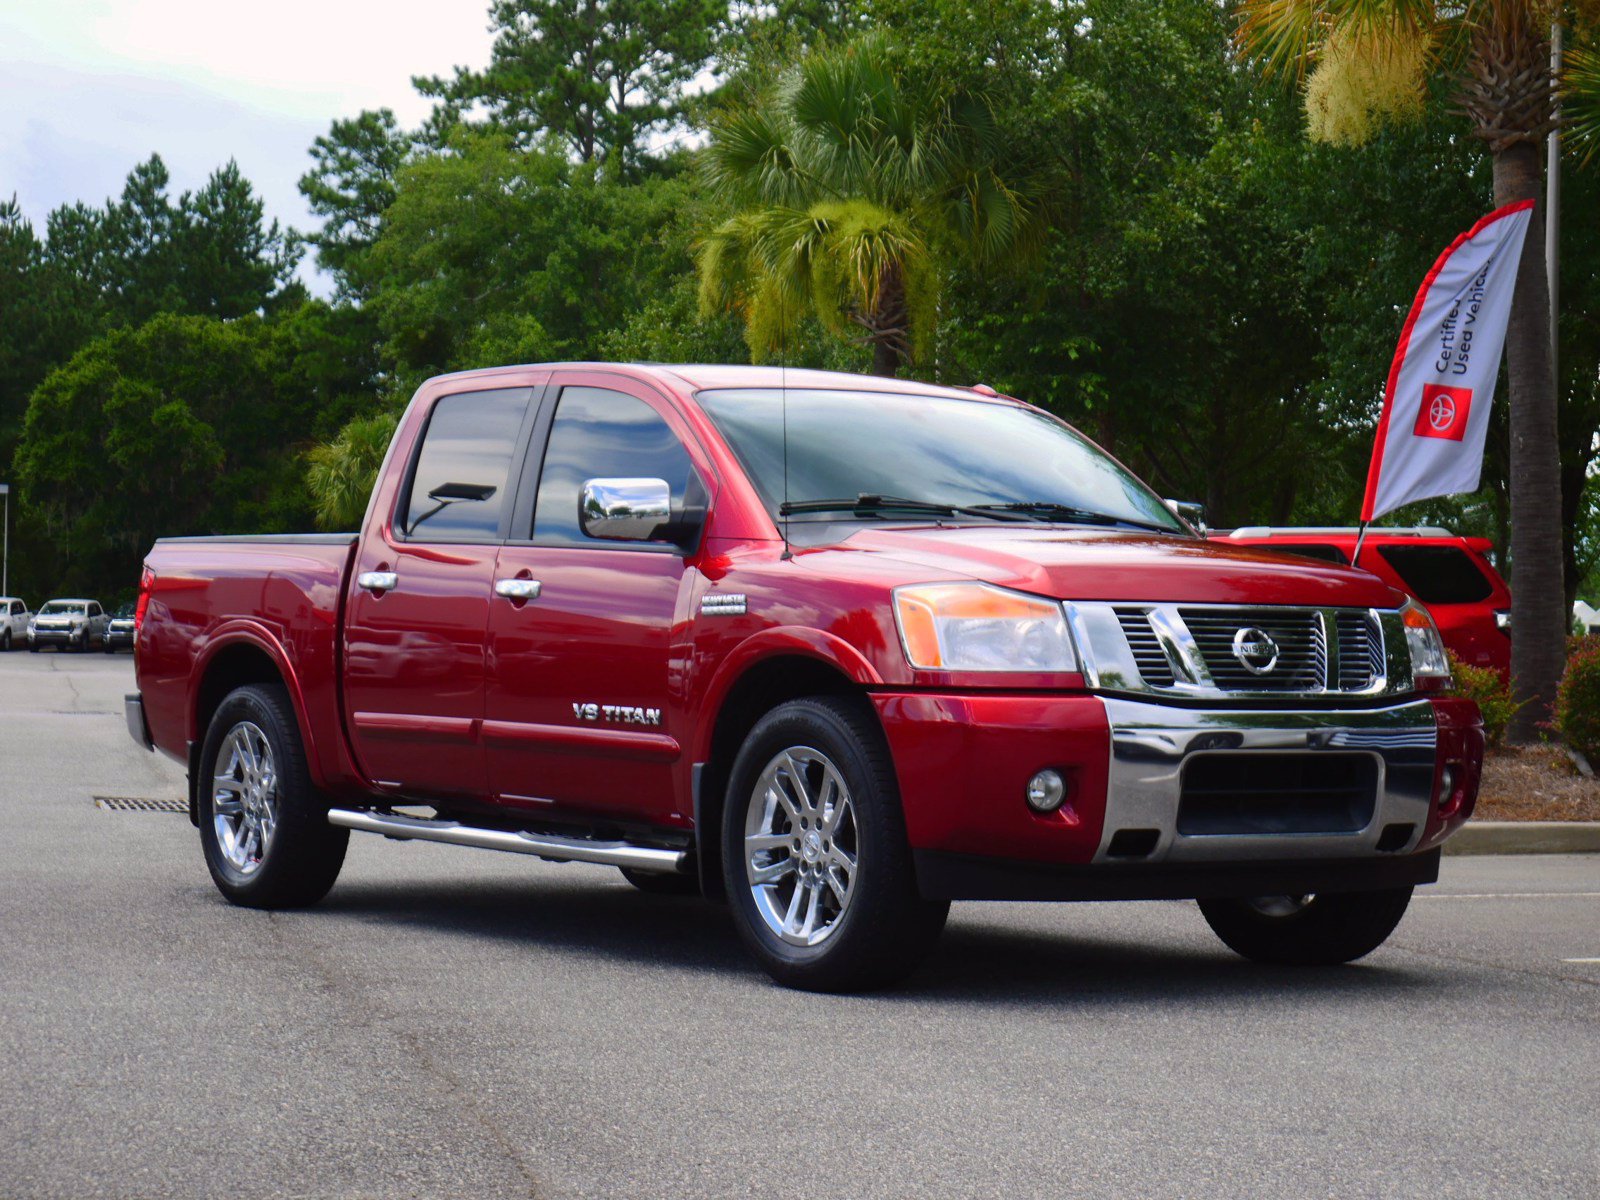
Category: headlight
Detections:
[
  {"x1": 893, "y1": 583, "x2": 1077, "y2": 672},
  {"x1": 1400, "y1": 599, "x2": 1450, "y2": 683}
]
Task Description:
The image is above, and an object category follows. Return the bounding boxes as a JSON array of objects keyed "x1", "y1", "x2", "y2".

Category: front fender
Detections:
[{"x1": 687, "y1": 625, "x2": 882, "y2": 766}]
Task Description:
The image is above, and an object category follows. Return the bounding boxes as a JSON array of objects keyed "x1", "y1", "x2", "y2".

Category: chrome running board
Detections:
[{"x1": 327, "y1": 808, "x2": 688, "y2": 873}]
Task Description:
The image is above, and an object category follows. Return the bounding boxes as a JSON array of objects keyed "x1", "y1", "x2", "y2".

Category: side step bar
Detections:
[{"x1": 327, "y1": 808, "x2": 688, "y2": 873}]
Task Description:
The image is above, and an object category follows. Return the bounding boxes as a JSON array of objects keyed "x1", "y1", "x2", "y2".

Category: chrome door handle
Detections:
[
  {"x1": 357, "y1": 571, "x2": 398, "y2": 593},
  {"x1": 494, "y1": 578, "x2": 542, "y2": 601}
]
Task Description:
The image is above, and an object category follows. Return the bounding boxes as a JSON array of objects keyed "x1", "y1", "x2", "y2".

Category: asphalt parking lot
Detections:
[{"x1": 2, "y1": 650, "x2": 1598, "y2": 1199}]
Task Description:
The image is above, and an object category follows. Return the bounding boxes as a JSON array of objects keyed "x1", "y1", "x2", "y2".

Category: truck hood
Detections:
[{"x1": 828, "y1": 525, "x2": 1404, "y2": 608}]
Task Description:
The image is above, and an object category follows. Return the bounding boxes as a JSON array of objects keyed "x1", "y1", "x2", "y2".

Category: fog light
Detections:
[
  {"x1": 1437, "y1": 764, "x2": 1457, "y2": 810},
  {"x1": 1026, "y1": 769, "x2": 1067, "y2": 813}
]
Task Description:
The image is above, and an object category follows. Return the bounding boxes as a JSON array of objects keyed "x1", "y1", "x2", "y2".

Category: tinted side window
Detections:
[
  {"x1": 1272, "y1": 543, "x2": 1349, "y2": 565},
  {"x1": 1377, "y1": 545, "x2": 1494, "y2": 604},
  {"x1": 532, "y1": 387, "x2": 692, "y2": 546},
  {"x1": 403, "y1": 388, "x2": 531, "y2": 541}
]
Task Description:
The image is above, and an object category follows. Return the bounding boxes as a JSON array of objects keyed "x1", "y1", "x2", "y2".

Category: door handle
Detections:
[
  {"x1": 357, "y1": 571, "x2": 398, "y2": 593},
  {"x1": 494, "y1": 578, "x2": 542, "y2": 601}
]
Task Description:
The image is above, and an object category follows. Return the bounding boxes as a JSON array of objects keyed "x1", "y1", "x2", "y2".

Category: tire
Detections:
[
  {"x1": 28, "y1": 642, "x2": 38, "y2": 653},
  {"x1": 619, "y1": 867, "x2": 701, "y2": 897},
  {"x1": 1198, "y1": 887, "x2": 1414, "y2": 966},
  {"x1": 103, "y1": 639, "x2": 114, "y2": 654},
  {"x1": 722, "y1": 696, "x2": 948, "y2": 992},
  {"x1": 197, "y1": 684, "x2": 348, "y2": 909},
  {"x1": 1, "y1": 629, "x2": 9, "y2": 651}
]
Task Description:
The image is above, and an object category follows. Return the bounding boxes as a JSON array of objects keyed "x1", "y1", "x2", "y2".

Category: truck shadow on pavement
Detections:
[{"x1": 314, "y1": 878, "x2": 1438, "y2": 1008}]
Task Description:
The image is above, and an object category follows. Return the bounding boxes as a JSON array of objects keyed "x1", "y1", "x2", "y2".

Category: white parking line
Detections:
[
  {"x1": 1417, "y1": 892, "x2": 1600, "y2": 900},
  {"x1": 1560, "y1": 957, "x2": 1600, "y2": 964}
]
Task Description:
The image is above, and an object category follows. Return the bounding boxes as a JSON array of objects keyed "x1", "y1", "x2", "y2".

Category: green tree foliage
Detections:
[
  {"x1": 361, "y1": 133, "x2": 700, "y2": 382},
  {"x1": 415, "y1": 0, "x2": 724, "y2": 179},
  {"x1": 307, "y1": 411, "x2": 399, "y2": 530},
  {"x1": 299, "y1": 109, "x2": 414, "y2": 296},
  {"x1": 41, "y1": 155, "x2": 299, "y2": 327},
  {"x1": 698, "y1": 33, "x2": 1048, "y2": 374},
  {"x1": 14, "y1": 315, "x2": 326, "y2": 592}
]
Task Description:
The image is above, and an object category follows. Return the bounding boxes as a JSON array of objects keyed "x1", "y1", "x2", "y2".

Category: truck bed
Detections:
[{"x1": 138, "y1": 533, "x2": 360, "y2": 795}]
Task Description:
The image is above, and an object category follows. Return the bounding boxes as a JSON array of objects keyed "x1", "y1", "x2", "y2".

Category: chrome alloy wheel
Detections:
[
  {"x1": 1249, "y1": 894, "x2": 1315, "y2": 918},
  {"x1": 212, "y1": 721, "x2": 279, "y2": 876},
  {"x1": 743, "y1": 746, "x2": 858, "y2": 947}
]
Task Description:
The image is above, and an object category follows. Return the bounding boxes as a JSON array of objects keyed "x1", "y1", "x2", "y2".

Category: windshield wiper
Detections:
[
  {"x1": 778, "y1": 494, "x2": 1033, "y2": 522},
  {"x1": 966, "y1": 502, "x2": 1175, "y2": 532}
]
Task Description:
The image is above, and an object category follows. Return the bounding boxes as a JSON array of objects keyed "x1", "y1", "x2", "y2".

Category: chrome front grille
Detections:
[
  {"x1": 1114, "y1": 608, "x2": 1176, "y2": 687},
  {"x1": 1179, "y1": 608, "x2": 1325, "y2": 692},
  {"x1": 1068, "y1": 602, "x2": 1398, "y2": 699},
  {"x1": 1335, "y1": 611, "x2": 1385, "y2": 690}
]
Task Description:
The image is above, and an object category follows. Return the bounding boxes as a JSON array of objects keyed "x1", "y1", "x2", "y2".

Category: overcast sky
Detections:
[{"x1": 1, "y1": 0, "x2": 495, "y2": 289}]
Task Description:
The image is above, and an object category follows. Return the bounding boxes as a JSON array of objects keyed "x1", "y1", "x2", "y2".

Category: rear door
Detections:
[
  {"x1": 342, "y1": 381, "x2": 544, "y2": 800},
  {"x1": 482, "y1": 372, "x2": 707, "y2": 826}
]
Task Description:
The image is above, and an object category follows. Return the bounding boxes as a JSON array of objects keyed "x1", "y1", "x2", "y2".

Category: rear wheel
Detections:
[
  {"x1": 198, "y1": 684, "x2": 348, "y2": 908},
  {"x1": 1, "y1": 629, "x2": 9, "y2": 651},
  {"x1": 723, "y1": 696, "x2": 948, "y2": 992},
  {"x1": 619, "y1": 867, "x2": 700, "y2": 896},
  {"x1": 1198, "y1": 887, "x2": 1414, "y2": 965}
]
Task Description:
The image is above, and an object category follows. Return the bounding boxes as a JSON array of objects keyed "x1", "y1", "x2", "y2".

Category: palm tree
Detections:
[
  {"x1": 1237, "y1": 1, "x2": 1600, "y2": 739},
  {"x1": 698, "y1": 34, "x2": 1047, "y2": 376},
  {"x1": 306, "y1": 412, "x2": 398, "y2": 531}
]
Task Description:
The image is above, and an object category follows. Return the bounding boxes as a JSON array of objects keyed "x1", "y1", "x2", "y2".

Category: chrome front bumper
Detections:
[{"x1": 1095, "y1": 697, "x2": 1437, "y2": 864}]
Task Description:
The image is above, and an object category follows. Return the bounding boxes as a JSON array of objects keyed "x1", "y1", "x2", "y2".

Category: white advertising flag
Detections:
[{"x1": 1361, "y1": 200, "x2": 1534, "y2": 522}]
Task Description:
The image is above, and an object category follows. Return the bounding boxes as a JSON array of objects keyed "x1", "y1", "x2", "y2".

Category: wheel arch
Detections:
[
  {"x1": 189, "y1": 629, "x2": 315, "y2": 826},
  {"x1": 692, "y1": 638, "x2": 881, "y2": 901}
]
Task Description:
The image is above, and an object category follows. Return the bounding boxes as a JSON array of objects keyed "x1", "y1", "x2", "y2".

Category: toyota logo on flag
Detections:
[{"x1": 1413, "y1": 383, "x2": 1472, "y2": 441}]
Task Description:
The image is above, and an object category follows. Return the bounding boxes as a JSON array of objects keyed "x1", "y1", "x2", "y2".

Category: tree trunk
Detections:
[
  {"x1": 867, "y1": 260, "x2": 909, "y2": 377},
  {"x1": 1494, "y1": 142, "x2": 1566, "y2": 740}
]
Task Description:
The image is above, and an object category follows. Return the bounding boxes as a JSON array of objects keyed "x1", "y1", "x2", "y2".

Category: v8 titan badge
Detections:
[
  {"x1": 1413, "y1": 383, "x2": 1473, "y2": 441},
  {"x1": 572, "y1": 702, "x2": 663, "y2": 727}
]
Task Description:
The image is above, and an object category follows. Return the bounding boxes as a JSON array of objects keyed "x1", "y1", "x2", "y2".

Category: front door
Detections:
[
  {"x1": 484, "y1": 375, "x2": 706, "y2": 826},
  {"x1": 342, "y1": 383, "x2": 541, "y2": 801}
]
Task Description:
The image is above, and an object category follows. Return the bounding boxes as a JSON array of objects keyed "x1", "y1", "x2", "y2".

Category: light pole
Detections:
[{"x1": 0, "y1": 483, "x2": 8, "y2": 598}]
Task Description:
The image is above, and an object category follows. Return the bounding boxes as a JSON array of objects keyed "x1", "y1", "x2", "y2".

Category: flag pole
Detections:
[{"x1": 1353, "y1": 520, "x2": 1369, "y2": 565}]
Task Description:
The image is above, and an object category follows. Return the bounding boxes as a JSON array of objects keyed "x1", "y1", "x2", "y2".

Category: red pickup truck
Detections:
[{"x1": 127, "y1": 363, "x2": 1483, "y2": 991}]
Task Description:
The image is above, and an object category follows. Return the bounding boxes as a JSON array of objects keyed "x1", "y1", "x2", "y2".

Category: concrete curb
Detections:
[{"x1": 1443, "y1": 821, "x2": 1600, "y2": 856}]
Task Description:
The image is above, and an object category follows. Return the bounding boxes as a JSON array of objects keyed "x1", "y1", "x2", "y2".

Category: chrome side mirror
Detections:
[
  {"x1": 1164, "y1": 498, "x2": 1207, "y2": 534},
  {"x1": 579, "y1": 477, "x2": 673, "y2": 542}
]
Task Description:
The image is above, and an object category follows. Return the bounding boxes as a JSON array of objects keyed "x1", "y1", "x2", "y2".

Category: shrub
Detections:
[
  {"x1": 1446, "y1": 652, "x2": 1518, "y2": 749},
  {"x1": 1554, "y1": 638, "x2": 1600, "y2": 761}
]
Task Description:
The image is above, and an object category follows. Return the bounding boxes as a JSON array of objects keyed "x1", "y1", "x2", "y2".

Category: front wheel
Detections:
[
  {"x1": 723, "y1": 696, "x2": 948, "y2": 992},
  {"x1": 198, "y1": 684, "x2": 348, "y2": 908},
  {"x1": 1198, "y1": 887, "x2": 1414, "y2": 966}
]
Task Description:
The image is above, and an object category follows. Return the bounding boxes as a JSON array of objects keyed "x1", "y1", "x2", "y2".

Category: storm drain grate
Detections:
[{"x1": 94, "y1": 795, "x2": 188, "y2": 813}]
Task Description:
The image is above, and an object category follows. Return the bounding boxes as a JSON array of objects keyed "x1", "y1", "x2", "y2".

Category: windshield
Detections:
[
  {"x1": 114, "y1": 602, "x2": 137, "y2": 618},
  {"x1": 40, "y1": 602, "x2": 85, "y2": 615},
  {"x1": 695, "y1": 388, "x2": 1185, "y2": 533}
]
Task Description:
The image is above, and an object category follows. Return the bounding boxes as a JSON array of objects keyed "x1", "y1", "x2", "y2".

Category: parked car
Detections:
[
  {"x1": 1212, "y1": 527, "x2": 1511, "y2": 676},
  {"x1": 103, "y1": 602, "x2": 137, "y2": 652},
  {"x1": 30, "y1": 599, "x2": 108, "y2": 653},
  {"x1": 127, "y1": 364, "x2": 1483, "y2": 991},
  {"x1": 0, "y1": 597, "x2": 30, "y2": 651}
]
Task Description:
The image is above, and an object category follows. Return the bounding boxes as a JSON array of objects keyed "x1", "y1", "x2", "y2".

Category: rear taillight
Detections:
[{"x1": 135, "y1": 566, "x2": 154, "y2": 632}]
